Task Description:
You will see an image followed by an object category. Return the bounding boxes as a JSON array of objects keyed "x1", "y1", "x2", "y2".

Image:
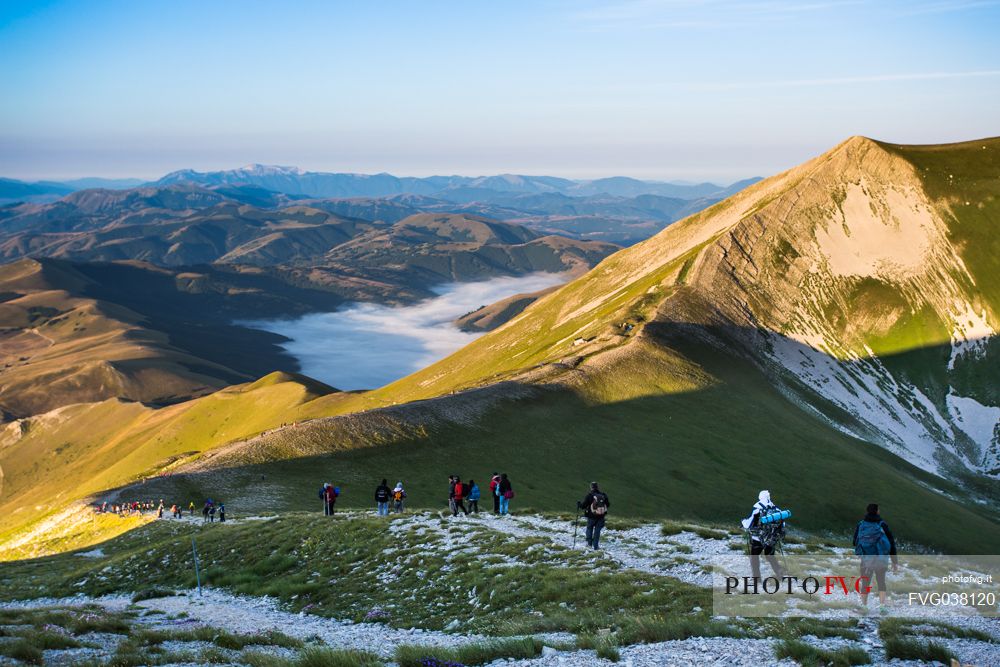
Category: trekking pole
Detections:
[{"x1": 192, "y1": 538, "x2": 202, "y2": 597}]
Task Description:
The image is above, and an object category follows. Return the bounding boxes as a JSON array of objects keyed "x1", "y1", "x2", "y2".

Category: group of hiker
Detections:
[
  {"x1": 743, "y1": 491, "x2": 900, "y2": 610},
  {"x1": 374, "y1": 480, "x2": 406, "y2": 515},
  {"x1": 451, "y1": 472, "x2": 514, "y2": 516},
  {"x1": 200, "y1": 498, "x2": 226, "y2": 522},
  {"x1": 94, "y1": 498, "x2": 226, "y2": 523}
]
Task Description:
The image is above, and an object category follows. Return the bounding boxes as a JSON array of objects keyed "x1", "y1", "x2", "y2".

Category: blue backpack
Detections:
[{"x1": 855, "y1": 520, "x2": 890, "y2": 556}]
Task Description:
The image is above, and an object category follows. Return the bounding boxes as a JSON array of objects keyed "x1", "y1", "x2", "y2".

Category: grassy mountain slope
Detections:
[
  {"x1": 113, "y1": 328, "x2": 1000, "y2": 555},
  {"x1": 0, "y1": 371, "x2": 337, "y2": 554}
]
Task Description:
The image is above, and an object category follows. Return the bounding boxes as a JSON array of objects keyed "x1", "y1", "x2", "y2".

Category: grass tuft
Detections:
[
  {"x1": 395, "y1": 637, "x2": 542, "y2": 666},
  {"x1": 774, "y1": 639, "x2": 870, "y2": 666},
  {"x1": 882, "y1": 637, "x2": 954, "y2": 663},
  {"x1": 131, "y1": 587, "x2": 176, "y2": 603}
]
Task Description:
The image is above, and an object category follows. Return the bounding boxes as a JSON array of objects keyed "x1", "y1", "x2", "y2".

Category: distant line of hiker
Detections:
[
  {"x1": 94, "y1": 498, "x2": 225, "y2": 523},
  {"x1": 317, "y1": 473, "x2": 520, "y2": 519}
]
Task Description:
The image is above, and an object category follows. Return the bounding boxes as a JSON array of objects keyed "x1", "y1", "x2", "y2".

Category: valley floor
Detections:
[{"x1": 0, "y1": 512, "x2": 997, "y2": 666}]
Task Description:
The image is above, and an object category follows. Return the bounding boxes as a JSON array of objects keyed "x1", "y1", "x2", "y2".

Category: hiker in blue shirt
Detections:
[
  {"x1": 467, "y1": 479, "x2": 481, "y2": 514},
  {"x1": 853, "y1": 503, "x2": 899, "y2": 611}
]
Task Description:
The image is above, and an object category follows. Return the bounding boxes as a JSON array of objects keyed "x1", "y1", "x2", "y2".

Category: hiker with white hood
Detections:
[
  {"x1": 392, "y1": 482, "x2": 407, "y2": 513},
  {"x1": 741, "y1": 490, "x2": 786, "y2": 580}
]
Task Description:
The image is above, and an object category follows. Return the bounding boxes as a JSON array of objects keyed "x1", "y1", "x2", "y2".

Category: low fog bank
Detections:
[{"x1": 242, "y1": 272, "x2": 568, "y2": 390}]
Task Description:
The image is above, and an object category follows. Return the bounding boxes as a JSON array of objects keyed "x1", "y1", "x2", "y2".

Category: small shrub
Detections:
[
  {"x1": 31, "y1": 628, "x2": 83, "y2": 649},
  {"x1": 69, "y1": 613, "x2": 131, "y2": 635},
  {"x1": 883, "y1": 637, "x2": 954, "y2": 663},
  {"x1": 577, "y1": 634, "x2": 620, "y2": 662},
  {"x1": 693, "y1": 527, "x2": 728, "y2": 540},
  {"x1": 1, "y1": 640, "x2": 43, "y2": 665},
  {"x1": 296, "y1": 646, "x2": 384, "y2": 667},
  {"x1": 395, "y1": 638, "x2": 541, "y2": 666},
  {"x1": 131, "y1": 587, "x2": 176, "y2": 603},
  {"x1": 617, "y1": 615, "x2": 742, "y2": 645},
  {"x1": 242, "y1": 651, "x2": 295, "y2": 667},
  {"x1": 200, "y1": 646, "x2": 232, "y2": 664},
  {"x1": 213, "y1": 628, "x2": 304, "y2": 650},
  {"x1": 595, "y1": 641, "x2": 620, "y2": 662},
  {"x1": 774, "y1": 639, "x2": 869, "y2": 666}
]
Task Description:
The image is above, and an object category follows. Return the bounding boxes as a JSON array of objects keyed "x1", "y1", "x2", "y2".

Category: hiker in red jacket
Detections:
[
  {"x1": 451, "y1": 476, "x2": 469, "y2": 516},
  {"x1": 323, "y1": 483, "x2": 339, "y2": 516},
  {"x1": 489, "y1": 472, "x2": 501, "y2": 514}
]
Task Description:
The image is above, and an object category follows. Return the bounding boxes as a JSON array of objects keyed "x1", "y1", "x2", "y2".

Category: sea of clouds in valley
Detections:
[{"x1": 243, "y1": 273, "x2": 568, "y2": 390}]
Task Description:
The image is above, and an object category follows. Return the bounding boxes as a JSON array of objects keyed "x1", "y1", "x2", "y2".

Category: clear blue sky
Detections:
[{"x1": 1, "y1": 0, "x2": 998, "y2": 182}]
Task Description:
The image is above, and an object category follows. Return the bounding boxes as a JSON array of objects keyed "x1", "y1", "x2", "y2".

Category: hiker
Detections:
[
  {"x1": 452, "y1": 476, "x2": 469, "y2": 516},
  {"x1": 375, "y1": 479, "x2": 391, "y2": 516},
  {"x1": 323, "y1": 483, "x2": 339, "y2": 516},
  {"x1": 170, "y1": 504, "x2": 178, "y2": 518},
  {"x1": 498, "y1": 473, "x2": 513, "y2": 515},
  {"x1": 448, "y1": 476, "x2": 457, "y2": 515},
  {"x1": 218, "y1": 502, "x2": 226, "y2": 523},
  {"x1": 741, "y1": 490, "x2": 785, "y2": 580},
  {"x1": 490, "y1": 472, "x2": 501, "y2": 514},
  {"x1": 467, "y1": 479, "x2": 481, "y2": 514},
  {"x1": 189, "y1": 501, "x2": 195, "y2": 517},
  {"x1": 392, "y1": 482, "x2": 407, "y2": 513},
  {"x1": 853, "y1": 503, "x2": 898, "y2": 611},
  {"x1": 157, "y1": 503, "x2": 164, "y2": 519},
  {"x1": 208, "y1": 502, "x2": 217, "y2": 523},
  {"x1": 202, "y1": 501, "x2": 211, "y2": 522},
  {"x1": 578, "y1": 482, "x2": 610, "y2": 550}
]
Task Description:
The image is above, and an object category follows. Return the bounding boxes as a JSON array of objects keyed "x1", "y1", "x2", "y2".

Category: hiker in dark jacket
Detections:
[
  {"x1": 498, "y1": 473, "x2": 513, "y2": 515},
  {"x1": 489, "y1": 472, "x2": 501, "y2": 514},
  {"x1": 448, "y1": 475, "x2": 457, "y2": 515},
  {"x1": 218, "y1": 503, "x2": 226, "y2": 522},
  {"x1": 852, "y1": 503, "x2": 898, "y2": 609},
  {"x1": 375, "y1": 479, "x2": 391, "y2": 516},
  {"x1": 578, "y1": 482, "x2": 610, "y2": 550}
]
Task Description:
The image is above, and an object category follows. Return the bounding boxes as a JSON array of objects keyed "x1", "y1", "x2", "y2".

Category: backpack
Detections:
[
  {"x1": 591, "y1": 493, "x2": 608, "y2": 517},
  {"x1": 393, "y1": 490, "x2": 404, "y2": 502},
  {"x1": 454, "y1": 483, "x2": 464, "y2": 499},
  {"x1": 376, "y1": 487, "x2": 389, "y2": 502},
  {"x1": 318, "y1": 487, "x2": 325, "y2": 500},
  {"x1": 855, "y1": 521, "x2": 890, "y2": 556}
]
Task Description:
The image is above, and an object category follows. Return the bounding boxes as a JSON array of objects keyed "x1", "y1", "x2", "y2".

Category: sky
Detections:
[{"x1": 1, "y1": 0, "x2": 998, "y2": 182}]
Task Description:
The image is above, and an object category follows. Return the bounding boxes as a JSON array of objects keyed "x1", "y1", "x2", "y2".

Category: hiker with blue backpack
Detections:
[
  {"x1": 467, "y1": 479, "x2": 481, "y2": 514},
  {"x1": 741, "y1": 490, "x2": 786, "y2": 580},
  {"x1": 853, "y1": 503, "x2": 898, "y2": 611}
]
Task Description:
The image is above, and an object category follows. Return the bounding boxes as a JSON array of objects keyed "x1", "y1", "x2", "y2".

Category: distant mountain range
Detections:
[
  {"x1": 0, "y1": 165, "x2": 759, "y2": 206},
  {"x1": 0, "y1": 186, "x2": 615, "y2": 282}
]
